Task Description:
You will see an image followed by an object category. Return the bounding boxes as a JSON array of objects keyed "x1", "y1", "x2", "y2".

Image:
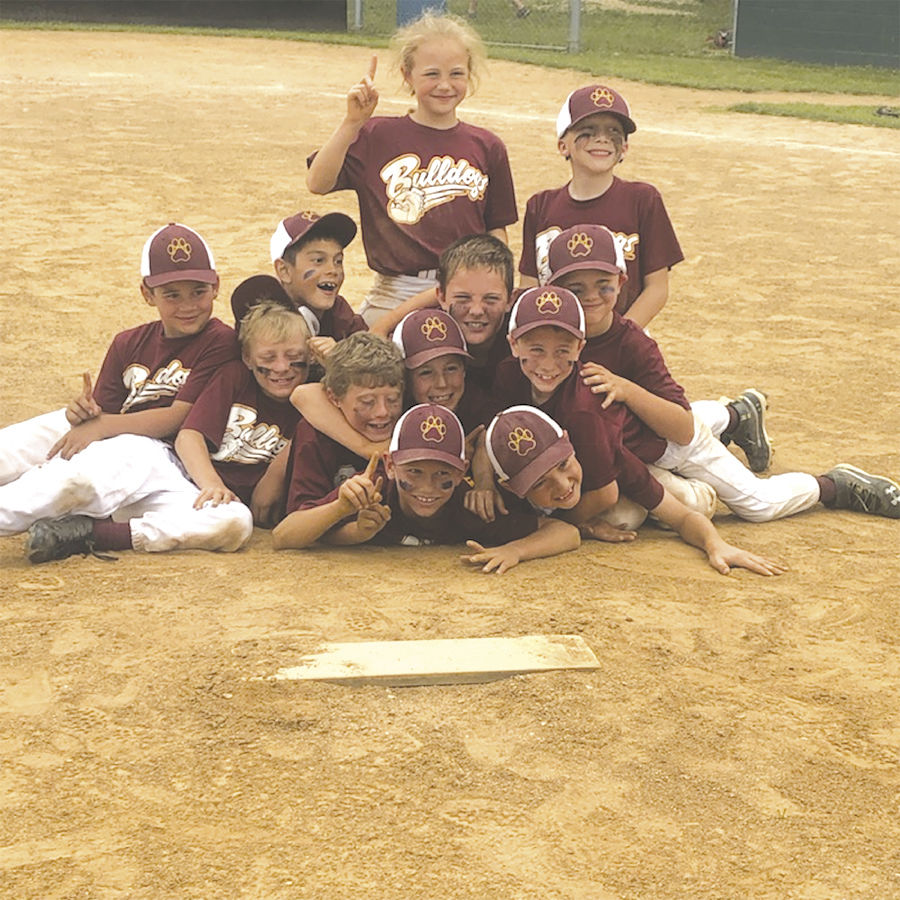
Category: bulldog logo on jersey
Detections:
[
  {"x1": 591, "y1": 87, "x2": 615, "y2": 109},
  {"x1": 507, "y1": 426, "x2": 536, "y2": 457},
  {"x1": 567, "y1": 232, "x2": 593, "y2": 258},
  {"x1": 536, "y1": 291, "x2": 563, "y2": 315},
  {"x1": 381, "y1": 154, "x2": 489, "y2": 225},
  {"x1": 421, "y1": 316, "x2": 448, "y2": 342},
  {"x1": 421, "y1": 415, "x2": 447, "y2": 443},
  {"x1": 167, "y1": 237, "x2": 192, "y2": 263}
]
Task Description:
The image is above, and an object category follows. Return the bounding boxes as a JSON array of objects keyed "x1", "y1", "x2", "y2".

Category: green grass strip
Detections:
[{"x1": 729, "y1": 101, "x2": 900, "y2": 129}]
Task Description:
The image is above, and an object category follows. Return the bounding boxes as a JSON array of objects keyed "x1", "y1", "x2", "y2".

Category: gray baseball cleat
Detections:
[
  {"x1": 825, "y1": 464, "x2": 900, "y2": 518},
  {"x1": 721, "y1": 388, "x2": 771, "y2": 473},
  {"x1": 25, "y1": 515, "x2": 111, "y2": 563}
]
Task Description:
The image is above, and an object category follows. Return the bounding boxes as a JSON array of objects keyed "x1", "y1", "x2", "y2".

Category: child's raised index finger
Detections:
[
  {"x1": 364, "y1": 452, "x2": 380, "y2": 480},
  {"x1": 82, "y1": 371, "x2": 93, "y2": 395},
  {"x1": 367, "y1": 55, "x2": 378, "y2": 81}
]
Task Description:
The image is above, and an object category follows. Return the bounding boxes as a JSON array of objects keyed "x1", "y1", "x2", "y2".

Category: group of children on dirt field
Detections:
[{"x1": 2, "y1": 13, "x2": 898, "y2": 576}]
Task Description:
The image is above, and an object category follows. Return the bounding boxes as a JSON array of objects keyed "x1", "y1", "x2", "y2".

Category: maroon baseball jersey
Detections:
[
  {"x1": 583, "y1": 312, "x2": 690, "y2": 463},
  {"x1": 94, "y1": 318, "x2": 238, "y2": 415},
  {"x1": 519, "y1": 179, "x2": 683, "y2": 312},
  {"x1": 311, "y1": 115, "x2": 518, "y2": 276},
  {"x1": 464, "y1": 316, "x2": 513, "y2": 393},
  {"x1": 491, "y1": 358, "x2": 663, "y2": 510},
  {"x1": 453, "y1": 381, "x2": 502, "y2": 433},
  {"x1": 286, "y1": 420, "x2": 369, "y2": 513},
  {"x1": 318, "y1": 295, "x2": 368, "y2": 340},
  {"x1": 180, "y1": 361, "x2": 300, "y2": 505}
]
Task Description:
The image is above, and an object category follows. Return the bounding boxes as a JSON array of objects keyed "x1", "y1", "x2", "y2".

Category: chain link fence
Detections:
[{"x1": 348, "y1": 0, "x2": 582, "y2": 52}]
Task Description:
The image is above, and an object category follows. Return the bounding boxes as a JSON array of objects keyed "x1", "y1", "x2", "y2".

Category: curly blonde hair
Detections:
[
  {"x1": 238, "y1": 300, "x2": 310, "y2": 350},
  {"x1": 391, "y1": 12, "x2": 486, "y2": 96}
]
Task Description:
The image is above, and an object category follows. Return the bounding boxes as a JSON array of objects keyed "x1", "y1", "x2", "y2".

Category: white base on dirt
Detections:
[{"x1": 273, "y1": 634, "x2": 599, "y2": 687}]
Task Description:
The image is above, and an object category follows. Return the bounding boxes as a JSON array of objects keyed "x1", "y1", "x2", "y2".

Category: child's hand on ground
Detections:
[
  {"x1": 346, "y1": 55, "x2": 379, "y2": 125},
  {"x1": 460, "y1": 540, "x2": 522, "y2": 575},
  {"x1": 707, "y1": 542, "x2": 787, "y2": 577},
  {"x1": 307, "y1": 336, "x2": 336, "y2": 367},
  {"x1": 356, "y1": 502, "x2": 391, "y2": 539},
  {"x1": 579, "y1": 520, "x2": 638, "y2": 542},
  {"x1": 195, "y1": 485, "x2": 237, "y2": 509},
  {"x1": 65, "y1": 371, "x2": 102, "y2": 426},
  {"x1": 579, "y1": 363, "x2": 632, "y2": 408}
]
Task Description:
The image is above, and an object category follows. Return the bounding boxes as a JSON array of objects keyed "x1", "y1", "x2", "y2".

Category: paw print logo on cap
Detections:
[
  {"x1": 591, "y1": 87, "x2": 615, "y2": 109},
  {"x1": 567, "y1": 232, "x2": 593, "y2": 258},
  {"x1": 421, "y1": 415, "x2": 447, "y2": 443},
  {"x1": 507, "y1": 426, "x2": 536, "y2": 457},
  {"x1": 167, "y1": 237, "x2": 192, "y2": 263},
  {"x1": 299, "y1": 210, "x2": 318, "y2": 222},
  {"x1": 536, "y1": 291, "x2": 562, "y2": 315},
  {"x1": 421, "y1": 316, "x2": 448, "y2": 342}
]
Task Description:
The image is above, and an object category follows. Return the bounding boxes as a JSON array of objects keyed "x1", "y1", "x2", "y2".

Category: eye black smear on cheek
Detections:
[
  {"x1": 303, "y1": 270, "x2": 315, "y2": 280},
  {"x1": 440, "y1": 480, "x2": 453, "y2": 490},
  {"x1": 398, "y1": 479, "x2": 415, "y2": 493}
]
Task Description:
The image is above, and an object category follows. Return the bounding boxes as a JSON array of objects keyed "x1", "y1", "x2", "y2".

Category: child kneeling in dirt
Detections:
[{"x1": 274, "y1": 402, "x2": 579, "y2": 574}]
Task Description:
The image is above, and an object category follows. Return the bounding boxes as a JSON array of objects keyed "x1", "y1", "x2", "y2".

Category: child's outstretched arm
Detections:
[
  {"x1": 307, "y1": 55, "x2": 379, "y2": 194},
  {"x1": 461, "y1": 517, "x2": 580, "y2": 574},
  {"x1": 651, "y1": 490, "x2": 787, "y2": 576},
  {"x1": 579, "y1": 363, "x2": 694, "y2": 445},
  {"x1": 272, "y1": 453, "x2": 382, "y2": 549},
  {"x1": 174, "y1": 428, "x2": 238, "y2": 509},
  {"x1": 290, "y1": 384, "x2": 389, "y2": 458}
]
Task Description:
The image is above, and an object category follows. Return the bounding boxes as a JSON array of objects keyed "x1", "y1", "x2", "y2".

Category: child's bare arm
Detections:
[
  {"x1": 368, "y1": 288, "x2": 439, "y2": 337},
  {"x1": 175, "y1": 428, "x2": 237, "y2": 509},
  {"x1": 622, "y1": 268, "x2": 668, "y2": 329},
  {"x1": 580, "y1": 363, "x2": 694, "y2": 445},
  {"x1": 290, "y1": 383, "x2": 388, "y2": 458},
  {"x1": 307, "y1": 55, "x2": 378, "y2": 194},
  {"x1": 464, "y1": 429, "x2": 509, "y2": 522},
  {"x1": 651, "y1": 491, "x2": 787, "y2": 576},
  {"x1": 460, "y1": 517, "x2": 580, "y2": 574},
  {"x1": 272, "y1": 454, "x2": 382, "y2": 549},
  {"x1": 48, "y1": 400, "x2": 194, "y2": 461},
  {"x1": 324, "y1": 501, "x2": 391, "y2": 545},
  {"x1": 250, "y1": 440, "x2": 291, "y2": 527}
]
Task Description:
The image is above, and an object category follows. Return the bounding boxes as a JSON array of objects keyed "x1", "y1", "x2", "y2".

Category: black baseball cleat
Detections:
[
  {"x1": 721, "y1": 388, "x2": 772, "y2": 473},
  {"x1": 825, "y1": 464, "x2": 900, "y2": 518},
  {"x1": 25, "y1": 515, "x2": 115, "y2": 563}
]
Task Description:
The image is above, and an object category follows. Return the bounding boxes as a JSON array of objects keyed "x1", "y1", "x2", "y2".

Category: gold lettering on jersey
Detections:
[
  {"x1": 212, "y1": 405, "x2": 289, "y2": 464},
  {"x1": 380, "y1": 154, "x2": 489, "y2": 225},
  {"x1": 120, "y1": 360, "x2": 191, "y2": 412},
  {"x1": 168, "y1": 237, "x2": 192, "y2": 262},
  {"x1": 421, "y1": 415, "x2": 447, "y2": 443},
  {"x1": 421, "y1": 316, "x2": 448, "y2": 342},
  {"x1": 508, "y1": 426, "x2": 536, "y2": 456}
]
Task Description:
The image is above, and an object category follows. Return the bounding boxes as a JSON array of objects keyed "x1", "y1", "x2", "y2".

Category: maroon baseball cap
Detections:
[
  {"x1": 508, "y1": 286, "x2": 585, "y2": 341},
  {"x1": 556, "y1": 84, "x2": 637, "y2": 138},
  {"x1": 389, "y1": 403, "x2": 467, "y2": 472},
  {"x1": 392, "y1": 309, "x2": 472, "y2": 369},
  {"x1": 270, "y1": 210, "x2": 357, "y2": 262},
  {"x1": 547, "y1": 224, "x2": 628, "y2": 284},
  {"x1": 485, "y1": 406, "x2": 575, "y2": 498},
  {"x1": 141, "y1": 223, "x2": 217, "y2": 288},
  {"x1": 229, "y1": 274, "x2": 321, "y2": 337}
]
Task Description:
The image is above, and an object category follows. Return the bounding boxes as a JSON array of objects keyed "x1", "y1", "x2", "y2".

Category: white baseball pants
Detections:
[
  {"x1": 0, "y1": 408, "x2": 71, "y2": 486},
  {"x1": 0, "y1": 433, "x2": 252, "y2": 552}
]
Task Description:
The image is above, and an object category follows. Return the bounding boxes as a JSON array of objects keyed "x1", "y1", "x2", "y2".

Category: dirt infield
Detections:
[{"x1": 1, "y1": 29, "x2": 899, "y2": 899}]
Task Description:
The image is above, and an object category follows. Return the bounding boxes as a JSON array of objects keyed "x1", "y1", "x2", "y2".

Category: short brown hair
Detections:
[
  {"x1": 323, "y1": 332, "x2": 405, "y2": 399},
  {"x1": 439, "y1": 233, "x2": 514, "y2": 295}
]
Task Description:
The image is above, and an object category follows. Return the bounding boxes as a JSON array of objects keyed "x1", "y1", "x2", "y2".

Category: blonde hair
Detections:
[
  {"x1": 392, "y1": 12, "x2": 486, "y2": 96},
  {"x1": 323, "y1": 332, "x2": 405, "y2": 399},
  {"x1": 238, "y1": 300, "x2": 310, "y2": 350}
]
